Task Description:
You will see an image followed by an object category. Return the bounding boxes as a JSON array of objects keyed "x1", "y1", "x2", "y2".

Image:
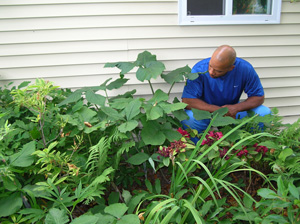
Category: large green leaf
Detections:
[
  {"x1": 127, "y1": 152, "x2": 150, "y2": 165},
  {"x1": 104, "y1": 62, "x2": 135, "y2": 75},
  {"x1": 173, "y1": 109, "x2": 189, "y2": 121},
  {"x1": 99, "y1": 78, "x2": 113, "y2": 91},
  {"x1": 118, "y1": 120, "x2": 139, "y2": 133},
  {"x1": 159, "y1": 102, "x2": 187, "y2": 114},
  {"x1": 58, "y1": 90, "x2": 82, "y2": 106},
  {"x1": 118, "y1": 214, "x2": 140, "y2": 224},
  {"x1": 144, "y1": 103, "x2": 164, "y2": 120},
  {"x1": 136, "y1": 61, "x2": 165, "y2": 82},
  {"x1": 101, "y1": 106, "x2": 124, "y2": 121},
  {"x1": 257, "y1": 188, "x2": 278, "y2": 199},
  {"x1": 192, "y1": 108, "x2": 211, "y2": 120},
  {"x1": 141, "y1": 120, "x2": 166, "y2": 145},
  {"x1": 212, "y1": 107, "x2": 228, "y2": 116},
  {"x1": 162, "y1": 129, "x2": 182, "y2": 142},
  {"x1": 278, "y1": 147, "x2": 293, "y2": 161},
  {"x1": 0, "y1": 192, "x2": 23, "y2": 217},
  {"x1": 10, "y1": 141, "x2": 35, "y2": 167},
  {"x1": 45, "y1": 208, "x2": 69, "y2": 224},
  {"x1": 70, "y1": 215, "x2": 99, "y2": 224},
  {"x1": 135, "y1": 51, "x2": 156, "y2": 66},
  {"x1": 212, "y1": 116, "x2": 238, "y2": 126},
  {"x1": 104, "y1": 203, "x2": 128, "y2": 219},
  {"x1": 124, "y1": 99, "x2": 142, "y2": 120},
  {"x1": 161, "y1": 65, "x2": 191, "y2": 84},
  {"x1": 107, "y1": 78, "x2": 129, "y2": 90},
  {"x1": 85, "y1": 90, "x2": 106, "y2": 106},
  {"x1": 148, "y1": 89, "x2": 169, "y2": 104},
  {"x1": 110, "y1": 98, "x2": 134, "y2": 110},
  {"x1": 186, "y1": 72, "x2": 200, "y2": 80}
]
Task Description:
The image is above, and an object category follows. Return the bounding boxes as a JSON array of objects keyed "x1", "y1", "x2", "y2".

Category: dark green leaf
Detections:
[
  {"x1": 161, "y1": 65, "x2": 191, "y2": 84},
  {"x1": 136, "y1": 61, "x2": 165, "y2": 81},
  {"x1": 191, "y1": 108, "x2": 211, "y2": 120},
  {"x1": 18, "y1": 81, "x2": 31, "y2": 89},
  {"x1": 104, "y1": 62, "x2": 135, "y2": 75},
  {"x1": 0, "y1": 192, "x2": 23, "y2": 217},
  {"x1": 127, "y1": 193, "x2": 147, "y2": 214},
  {"x1": 70, "y1": 215, "x2": 98, "y2": 224},
  {"x1": 107, "y1": 78, "x2": 129, "y2": 90},
  {"x1": 212, "y1": 116, "x2": 238, "y2": 126},
  {"x1": 45, "y1": 208, "x2": 69, "y2": 224},
  {"x1": 101, "y1": 106, "x2": 124, "y2": 121},
  {"x1": 144, "y1": 104, "x2": 164, "y2": 120},
  {"x1": 212, "y1": 107, "x2": 228, "y2": 116},
  {"x1": 173, "y1": 109, "x2": 189, "y2": 121},
  {"x1": 135, "y1": 51, "x2": 157, "y2": 66},
  {"x1": 118, "y1": 214, "x2": 140, "y2": 224},
  {"x1": 58, "y1": 90, "x2": 82, "y2": 106},
  {"x1": 110, "y1": 98, "x2": 134, "y2": 110},
  {"x1": 85, "y1": 90, "x2": 106, "y2": 106},
  {"x1": 124, "y1": 99, "x2": 142, "y2": 120},
  {"x1": 104, "y1": 203, "x2": 128, "y2": 219},
  {"x1": 127, "y1": 152, "x2": 149, "y2": 165},
  {"x1": 141, "y1": 120, "x2": 166, "y2": 145},
  {"x1": 118, "y1": 120, "x2": 139, "y2": 133},
  {"x1": 99, "y1": 78, "x2": 113, "y2": 91},
  {"x1": 257, "y1": 188, "x2": 278, "y2": 199},
  {"x1": 186, "y1": 72, "x2": 199, "y2": 80},
  {"x1": 288, "y1": 182, "x2": 299, "y2": 199},
  {"x1": 148, "y1": 89, "x2": 169, "y2": 104},
  {"x1": 10, "y1": 141, "x2": 35, "y2": 167}
]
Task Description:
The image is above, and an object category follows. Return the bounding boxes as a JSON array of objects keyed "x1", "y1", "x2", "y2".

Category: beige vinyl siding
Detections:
[{"x1": 0, "y1": 0, "x2": 299, "y2": 123}]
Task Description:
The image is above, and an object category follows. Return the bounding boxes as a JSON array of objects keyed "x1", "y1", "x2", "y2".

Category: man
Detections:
[{"x1": 181, "y1": 45, "x2": 271, "y2": 137}]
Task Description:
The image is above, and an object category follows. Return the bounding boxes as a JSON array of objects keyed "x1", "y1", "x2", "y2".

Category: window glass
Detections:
[
  {"x1": 187, "y1": 0, "x2": 224, "y2": 16},
  {"x1": 233, "y1": 0, "x2": 272, "y2": 15},
  {"x1": 178, "y1": 0, "x2": 281, "y2": 25}
]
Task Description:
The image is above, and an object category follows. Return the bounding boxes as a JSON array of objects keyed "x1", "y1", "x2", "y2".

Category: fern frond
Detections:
[{"x1": 86, "y1": 137, "x2": 110, "y2": 177}]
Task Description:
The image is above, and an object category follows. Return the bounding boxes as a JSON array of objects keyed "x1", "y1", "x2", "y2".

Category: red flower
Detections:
[
  {"x1": 253, "y1": 143, "x2": 268, "y2": 156},
  {"x1": 177, "y1": 128, "x2": 190, "y2": 138},
  {"x1": 201, "y1": 131, "x2": 223, "y2": 146}
]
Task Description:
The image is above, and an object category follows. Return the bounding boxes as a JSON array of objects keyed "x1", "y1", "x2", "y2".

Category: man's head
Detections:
[{"x1": 209, "y1": 45, "x2": 236, "y2": 78}]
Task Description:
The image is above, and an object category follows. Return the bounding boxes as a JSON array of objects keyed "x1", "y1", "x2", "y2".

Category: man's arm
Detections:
[
  {"x1": 222, "y1": 95, "x2": 265, "y2": 118},
  {"x1": 182, "y1": 98, "x2": 221, "y2": 113}
]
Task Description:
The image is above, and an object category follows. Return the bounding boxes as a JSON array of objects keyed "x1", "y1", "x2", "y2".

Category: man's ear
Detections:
[{"x1": 228, "y1": 65, "x2": 235, "y2": 71}]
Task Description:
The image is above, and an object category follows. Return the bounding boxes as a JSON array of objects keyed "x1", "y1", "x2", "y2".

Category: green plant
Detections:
[{"x1": 255, "y1": 175, "x2": 300, "y2": 224}]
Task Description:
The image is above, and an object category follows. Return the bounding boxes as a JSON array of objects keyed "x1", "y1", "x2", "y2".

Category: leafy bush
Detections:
[{"x1": 0, "y1": 51, "x2": 299, "y2": 223}]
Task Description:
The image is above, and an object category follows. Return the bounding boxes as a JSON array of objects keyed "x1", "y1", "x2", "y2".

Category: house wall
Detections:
[{"x1": 0, "y1": 0, "x2": 299, "y2": 123}]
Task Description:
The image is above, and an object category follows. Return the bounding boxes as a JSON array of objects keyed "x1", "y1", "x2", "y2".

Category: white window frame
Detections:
[{"x1": 178, "y1": 0, "x2": 282, "y2": 25}]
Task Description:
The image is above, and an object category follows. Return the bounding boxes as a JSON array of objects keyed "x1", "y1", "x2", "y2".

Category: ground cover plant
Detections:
[{"x1": 0, "y1": 51, "x2": 299, "y2": 223}]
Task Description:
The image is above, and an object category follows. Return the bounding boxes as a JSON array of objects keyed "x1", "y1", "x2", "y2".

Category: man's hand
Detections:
[{"x1": 221, "y1": 104, "x2": 239, "y2": 118}]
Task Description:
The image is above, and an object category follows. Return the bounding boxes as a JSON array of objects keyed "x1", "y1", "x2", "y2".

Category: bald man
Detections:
[{"x1": 181, "y1": 45, "x2": 271, "y2": 141}]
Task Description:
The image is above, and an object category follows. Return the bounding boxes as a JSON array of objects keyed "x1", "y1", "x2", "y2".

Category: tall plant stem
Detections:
[
  {"x1": 87, "y1": 133, "x2": 92, "y2": 147},
  {"x1": 148, "y1": 80, "x2": 155, "y2": 95},
  {"x1": 38, "y1": 112, "x2": 47, "y2": 148},
  {"x1": 104, "y1": 89, "x2": 110, "y2": 106},
  {"x1": 167, "y1": 82, "x2": 175, "y2": 96}
]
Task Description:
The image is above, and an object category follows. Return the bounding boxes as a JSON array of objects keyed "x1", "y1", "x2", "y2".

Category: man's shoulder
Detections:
[
  {"x1": 192, "y1": 58, "x2": 210, "y2": 73},
  {"x1": 235, "y1": 57, "x2": 253, "y2": 69}
]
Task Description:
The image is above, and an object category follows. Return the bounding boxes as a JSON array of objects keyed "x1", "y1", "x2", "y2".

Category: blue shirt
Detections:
[{"x1": 182, "y1": 57, "x2": 264, "y2": 106}]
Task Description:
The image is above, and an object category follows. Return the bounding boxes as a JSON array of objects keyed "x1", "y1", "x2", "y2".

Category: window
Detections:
[{"x1": 179, "y1": 0, "x2": 282, "y2": 25}]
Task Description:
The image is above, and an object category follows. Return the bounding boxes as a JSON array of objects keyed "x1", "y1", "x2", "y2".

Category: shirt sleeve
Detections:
[
  {"x1": 182, "y1": 77, "x2": 203, "y2": 99},
  {"x1": 244, "y1": 64, "x2": 264, "y2": 97}
]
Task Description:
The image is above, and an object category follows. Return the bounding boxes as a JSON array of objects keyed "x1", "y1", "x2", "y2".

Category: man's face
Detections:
[{"x1": 208, "y1": 58, "x2": 234, "y2": 78}]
